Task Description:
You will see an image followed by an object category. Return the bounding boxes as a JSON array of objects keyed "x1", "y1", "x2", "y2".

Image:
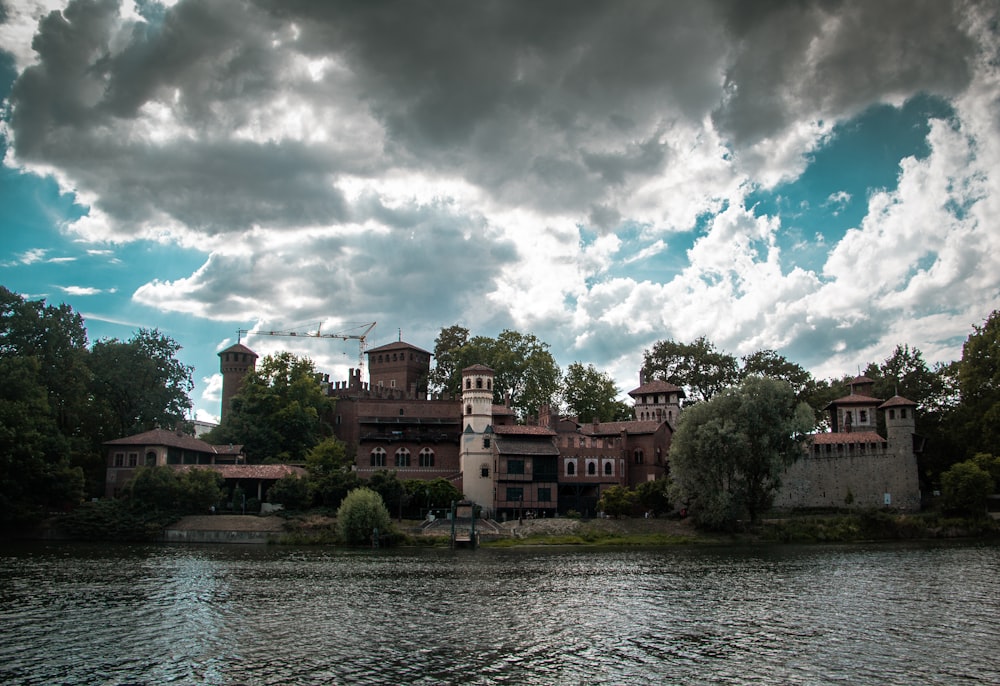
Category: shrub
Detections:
[
  {"x1": 941, "y1": 460, "x2": 993, "y2": 517},
  {"x1": 336, "y1": 487, "x2": 393, "y2": 545}
]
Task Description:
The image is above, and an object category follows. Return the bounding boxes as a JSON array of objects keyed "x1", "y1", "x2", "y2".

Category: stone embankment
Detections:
[{"x1": 164, "y1": 514, "x2": 286, "y2": 544}]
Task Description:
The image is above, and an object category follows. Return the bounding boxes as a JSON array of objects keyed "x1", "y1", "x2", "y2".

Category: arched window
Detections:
[
  {"x1": 419, "y1": 448, "x2": 435, "y2": 467},
  {"x1": 486, "y1": 379, "x2": 492, "y2": 390},
  {"x1": 634, "y1": 449, "x2": 644, "y2": 464},
  {"x1": 145, "y1": 451, "x2": 157, "y2": 466},
  {"x1": 465, "y1": 378, "x2": 472, "y2": 389},
  {"x1": 604, "y1": 461, "x2": 612, "y2": 475},
  {"x1": 395, "y1": 448, "x2": 411, "y2": 467},
  {"x1": 476, "y1": 377, "x2": 483, "y2": 389},
  {"x1": 587, "y1": 461, "x2": 597, "y2": 476},
  {"x1": 566, "y1": 461, "x2": 576, "y2": 476},
  {"x1": 371, "y1": 448, "x2": 386, "y2": 467},
  {"x1": 466, "y1": 404, "x2": 472, "y2": 415},
  {"x1": 889, "y1": 409, "x2": 896, "y2": 419}
]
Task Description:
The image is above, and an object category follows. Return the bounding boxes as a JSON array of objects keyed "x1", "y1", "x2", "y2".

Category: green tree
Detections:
[
  {"x1": 336, "y1": 487, "x2": 393, "y2": 545},
  {"x1": 177, "y1": 468, "x2": 224, "y2": 513},
  {"x1": 642, "y1": 336, "x2": 740, "y2": 403},
  {"x1": 127, "y1": 465, "x2": 181, "y2": 512},
  {"x1": 0, "y1": 355, "x2": 84, "y2": 526},
  {"x1": 740, "y1": 349, "x2": 812, "y2": 397},
  {"x1": 669, "y1": 376, "x2": 815, "y2": 529},
  {"x1": 304, "y1": 437, "x2": 359, "y2": 508},
  {"x1": 267, "y1": 474, "x2": 312, "y2": 510},
  {"x1": 598, "y1": 485, "x2": 637, "y2": 518},
  {"x1": 429, "y1": 327, "x2": 561, "y2": 421},
  {"x1": 89, "y1": 329, "x2": 194, "y2": 438},
  {"x1": 956, "y1": 310, "x2": 1000, "y2": 456},
  {"x1": 214, "y1": 352, "x2": 333, "y2": 462},
  {"x1": 940, "y1": 460, "x2": 993, "y2": 517},
  {"x1": 562, "y1": 362, "x2": 632, "y2": 422},
  {"x1": 636, "y1": 477, "x2": 672, "y2": 515},
  {"x1": 368, "y1": 470, "x2": 406, "y2": 516}
]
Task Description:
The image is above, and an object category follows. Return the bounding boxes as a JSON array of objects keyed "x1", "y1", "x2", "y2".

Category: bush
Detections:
[
  {"x1": 941, "y1": 460, "x2": 993, "y2": 517},
  {"x1": 336, "y1": 487, "x2": 393, "y2": 545},
  {"x1": 268, "y1": 474, "x2": 312, "y2": 511}
]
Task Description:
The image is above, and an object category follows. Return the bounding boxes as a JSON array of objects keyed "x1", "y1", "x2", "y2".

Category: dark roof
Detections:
[
  {"x1": 879, "y1": 395, "x2": 918, "y2": 409},
  {"x1": 825, "y1": 393, "x2": 884, "y2": 408},
  {"x1": 494, "y1": 435, "x2": 559, "y2": 457},
  {"x1": 219, "y1": 343, "x2": 257, "y2": 357},
  {"x1": 494, "y1": 425, "x2": 556, "y2": 436},
  {"x1": 812, "y1": 431, "x2": 885, "y2": 445},
  {"x1": 850, "y1": 375, "x2": 876, "y2": 385},
  {"x1": 628, "y1": 380, "x2": 685, "y2": 397},
  {"x1": 104, "y1": 428, "x2": 242, "y2": 455},
  {"x1": 173, "y1": 464, "x2": 305, "y2": 479},
  {"x1": 462, "y1": 363, "x2": 494, "y2": 374},
  {"x1": 367, "y1": 340, "x2": 432, "y2": 355}
]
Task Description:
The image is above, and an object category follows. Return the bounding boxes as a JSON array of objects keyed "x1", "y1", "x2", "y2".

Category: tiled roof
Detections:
[
  {"x1": 219, "y1": 343, "x2": 258, "y2": 356},
  {"x1": 173, "y1": 464, "x2": 305, "y2": 479},
  {"x1": 628, "y1": 380, "x2": 685, "y2": 396},
  {"x1": 462, "y1": 363, "x2": 495, "y2": 374},
  {"x1": 811, "y1": 431, "x2": 885, "y2": 445},
  {"x1": 879, "y1": 395, "x2": 917, "y2": 409},
  {"x1": 850, "y1": 375, "x2": 876, "y2": 385},
  {"x1": 494, "y1": 436, "x2": 559, "y2": 456},
  {"x1": 494, "y1": 425, "x2": 556, "y2": 436},
  {"x1": 105, "y1": 428, "x2": 243, "y2": 456},
  {"x1": 825, "y1": 393, "x2": 884, "y2": 407}
]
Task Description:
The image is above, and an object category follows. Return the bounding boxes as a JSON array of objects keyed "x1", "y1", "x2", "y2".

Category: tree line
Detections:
[{"x1": 1, "y1": 286, "x2": 194, "y2": 529}]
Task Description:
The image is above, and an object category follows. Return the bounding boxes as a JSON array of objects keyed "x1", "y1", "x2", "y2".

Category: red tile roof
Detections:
[
  {"x1": 628, "y1": 380, "x2": 685, "y2": 396},
  {"x1": 826, "y1": 393, "x2": 884, "y2": 407},
  {"x1": 220, "y1": 343, "x2": 258, "y2": 357},
  {"x1": 173, "y1": 464, "x2": 305, "y2": 479},
  {"x1": 104, "y1": 428, "x2": 242, "y2": 455},
  {"x1": 583, "y1": 420, "x2": 664, "y2": 435},
  {"x1": 367, "y1": 340, "x2": 432, "y2": 355}
]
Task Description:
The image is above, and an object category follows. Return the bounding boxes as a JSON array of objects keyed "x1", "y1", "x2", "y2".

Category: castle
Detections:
[{"x1": 216, "y1": 341, "x2": 923, "y2": 515}]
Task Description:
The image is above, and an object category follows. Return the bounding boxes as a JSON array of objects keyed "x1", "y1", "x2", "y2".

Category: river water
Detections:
[{"x1": 1, "y1": 541, "x2": 998, "y2": 685}]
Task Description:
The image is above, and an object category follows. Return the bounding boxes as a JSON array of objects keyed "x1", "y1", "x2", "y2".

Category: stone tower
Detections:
[
  {"x1": 366, "y1": 341, "x2": 432, "y2": 398},
  {"x1": 627, "y1": 374, "x2": 685, "y2": 424},
  {"x1": 460, "y1": 364, "x2": 495, "y2": 512},
  {"x1": 218, "y1": 343, "x2": 257, "y2": 423}
]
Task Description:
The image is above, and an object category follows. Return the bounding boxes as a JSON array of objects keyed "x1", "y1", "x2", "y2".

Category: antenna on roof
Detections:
[{"x1": 398, "y1": 328, "x2": 402, "y2": 342}]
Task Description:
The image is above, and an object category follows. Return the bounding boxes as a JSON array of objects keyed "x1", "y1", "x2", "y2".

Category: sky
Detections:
[{"x1": 1, "y1": 0, "x2": 998, "y2": 425}]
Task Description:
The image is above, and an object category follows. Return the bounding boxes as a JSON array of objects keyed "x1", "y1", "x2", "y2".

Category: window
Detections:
[
  {"x1": 483, "y1": 437, "x2": 491, "y2": 448},
  {"x1": 476, "y1": 377, "x2": 483, "y2": 389},
  {"x1": 507, "y1": 459, "x2": 525, "y2": 475},
  {"x1": 860, "y1": 410, "x2": 868, "y2": 423},
  {"x1": 395, "y1": 448, "x2": 411, "y2": 467},
  {"x1": 566, "y1": 461, "x2": 576, "y2": 476},
  {"x1": 587, "y1": 461, "x2": 597, "y2": 475},
  {"x1": 634, "y1": 449, "x2": 644, "y2": 464},
  {"x1": 538, "y1": 488, "x2": 551, "y2": 502},
  {"x1": 465, "y1": 378, "x2": 471, "y2": 389},
  {"x1": 371, "y1": 448, "x2": 386, "y2": 467},
  {"x1": 604, "y1": 462, "x2": 612, "y2": 476},
  {"x1": 399, "y1": 408, "x2": 404, "y2": 415},
  {"x1": 506, "y1": 487, "x2": 524, "y2": 502},
  {"x1": 889, "y1": 409, "x2": 896, "y2": 419},
  {"x1": 128, "y1": 453, "x2": 138, "y2": 467},
  {"x1": 901, "y1": 408, "x2": 907, "y2": 418},
  {"x1": 481, "y1": 464, "x2": 489, "y2": 478},
  {"x1": 114, "y1": 452, "x2": 125, "y2": 467},
  {"x1": 145, "y1": 451, "x2": 156, "y2": 466},
  {"x1": 419, "y1": 448, "x2": 435, "y2": 467},
  {"x1": 486, "y1": 380, "x2": 491, "y2": 390},
  {"x1": 466, "y1": 404, "x2": 472, "y2": 415}
]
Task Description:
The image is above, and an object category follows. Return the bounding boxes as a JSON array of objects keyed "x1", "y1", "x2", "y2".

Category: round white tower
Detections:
[{"x1": 460, "y1": 364, "x2": 495, "y2": 513}]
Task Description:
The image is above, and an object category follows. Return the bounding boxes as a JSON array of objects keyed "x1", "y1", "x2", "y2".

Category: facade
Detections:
[{"x1": 775, "y1": 376, "x2": 923, "y2": 511}]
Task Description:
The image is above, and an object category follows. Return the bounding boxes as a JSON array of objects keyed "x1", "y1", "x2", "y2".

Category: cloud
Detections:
[{"x1": 2, "y1": 0, "x2": 999, "y2": 409}]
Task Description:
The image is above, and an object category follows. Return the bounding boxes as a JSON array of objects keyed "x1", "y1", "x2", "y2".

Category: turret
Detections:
[
  {"x1": 459, "y1": 364, "x2": 495, "y2": 512},
  {"x1": 218, "y1": 343, "x2": 257, "y2": 423}
]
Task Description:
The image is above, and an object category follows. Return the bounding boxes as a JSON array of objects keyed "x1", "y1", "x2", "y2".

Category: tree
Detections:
[
  {"x1": 305, "y1": 437, "x2": 359, "y2": 508},
  {"x1": 89, "y1": 329, "x2": 194, "y2": 438},
  {"x1": 636, "y1": 477, "x2": 672, "y2": 515},
  {"x1": 336, "y1": 487, "x2": 392, "y2": 545},
  {"x1": 404, "y1": 477, "x2": 462, "y2": 516},
  {"x1": 368, "y1": 470, "x2": 406, "y2": 516},
  {"x1": 956, "y1": 310, "x2": 1000, "y2": 456},
  {"x1": 562, "y1": 362, "x2": 632, "y2": 422},
  {"x1": 429, "y1": 327, "x2": 561, "y2": 421},
  {"x1": 740, "y1": 350, "x2": 812, "y2": 397},
  {"x1": 267, "y1": 474, "x2": 312, "y2": 511},
  {"x1": 940, "y1": 460, "x2": 993, "y2": 517},
  {"x1": 598, "y1": 485, "x2": 637, "y2": 518},
  {"x1": 214, "y1": 352, "x2": 333, "y2": 462},
  {"x1": 669, "y1": 376, "x2": 815, "y2": 529},
  {"x1": 177, "y1": 468, "x2": 224, "y2": 513},
  {"x1": 642, "y1": 336, "x2": 740, "y2": 403}
]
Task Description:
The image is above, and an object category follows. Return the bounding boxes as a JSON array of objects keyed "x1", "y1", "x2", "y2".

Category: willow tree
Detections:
[{"x1": 669, "y1": 376, "x2": 815, "y2": 529}]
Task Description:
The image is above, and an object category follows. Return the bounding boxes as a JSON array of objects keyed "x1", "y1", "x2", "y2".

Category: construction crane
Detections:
[{"x1": 238, "y1": 321, "x2": 376, "y2": 372}]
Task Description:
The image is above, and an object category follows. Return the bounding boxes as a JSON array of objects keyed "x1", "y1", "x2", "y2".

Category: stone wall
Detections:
[{"x1": 775, "y1": 448, "x2": 921, "y2": 511}]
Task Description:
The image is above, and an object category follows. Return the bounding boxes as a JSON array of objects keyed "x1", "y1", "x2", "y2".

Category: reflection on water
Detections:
[{"x1": 2, "y1": 541, "x2": 999, "y2": 685}]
